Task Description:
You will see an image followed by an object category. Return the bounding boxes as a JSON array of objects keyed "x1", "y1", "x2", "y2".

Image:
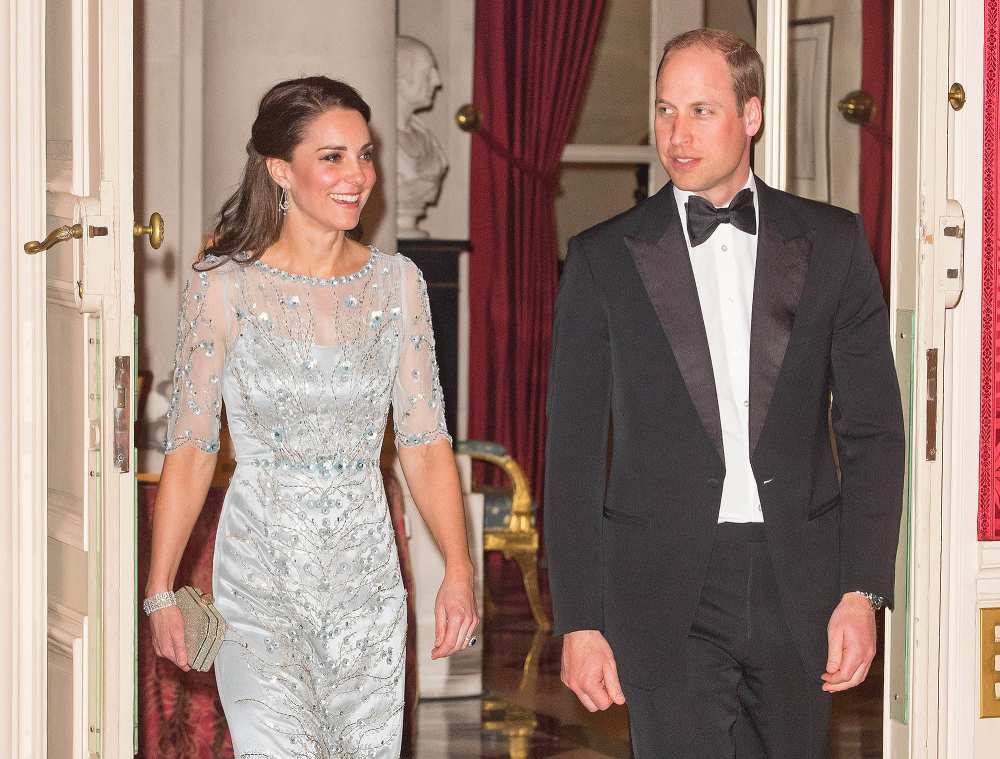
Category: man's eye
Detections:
[{"x1": 360, "y1": 150, "x2": 374, "y2": 162}]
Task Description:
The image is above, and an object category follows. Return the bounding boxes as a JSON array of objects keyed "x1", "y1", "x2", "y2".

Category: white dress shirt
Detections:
[{"x1": 673, "y1": 172, "x2": 763, "y2": 523}]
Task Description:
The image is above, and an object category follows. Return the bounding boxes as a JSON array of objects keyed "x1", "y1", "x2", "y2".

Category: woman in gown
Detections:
[{"x1": 144, "y1": 77, "x2": 478, "y2": 758}]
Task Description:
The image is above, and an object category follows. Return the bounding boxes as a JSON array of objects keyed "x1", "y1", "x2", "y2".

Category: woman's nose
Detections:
[{"x1": 344, "y1": 159, "x2": 367, "y2": 184}]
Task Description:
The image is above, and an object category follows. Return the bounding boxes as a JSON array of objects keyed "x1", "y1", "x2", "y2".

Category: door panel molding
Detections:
[
  {"x1": 49, "y1": 489, "x2": 85, "y2": 549},
  {"x1": 47, "y1": 603, "x2": 88, "y2": 759}
]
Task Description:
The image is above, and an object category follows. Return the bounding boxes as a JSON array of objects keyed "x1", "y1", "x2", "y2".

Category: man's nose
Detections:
[{"x1": 670, "y1": 115, "x2": 691, "y2": 146}]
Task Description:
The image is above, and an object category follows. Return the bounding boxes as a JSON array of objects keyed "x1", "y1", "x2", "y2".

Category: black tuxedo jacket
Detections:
[{"x1": 543, "y1": 178, "x2": 905, "y2": 689}]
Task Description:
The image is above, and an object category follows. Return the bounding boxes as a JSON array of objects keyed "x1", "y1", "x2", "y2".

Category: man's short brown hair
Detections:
[{"x1": 657, "y1": 28, "x2": 765, "y2": 114}]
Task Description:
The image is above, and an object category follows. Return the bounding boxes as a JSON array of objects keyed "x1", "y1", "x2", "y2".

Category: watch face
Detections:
[{"x1": 857, "y1": 591, "x2": 884, "y2": 611}]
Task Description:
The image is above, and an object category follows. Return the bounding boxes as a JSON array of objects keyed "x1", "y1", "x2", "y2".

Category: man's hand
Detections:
[
  {"x1": 561, "y1": 629, "x2": 626, "y2": 711},
  {"x1": 821, "y1": 592, "x2": 876, "y2": 693}
]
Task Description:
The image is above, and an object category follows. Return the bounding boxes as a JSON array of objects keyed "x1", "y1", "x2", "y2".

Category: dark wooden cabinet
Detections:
[{"x1": 398, "y1": 239, "x2": 469, "y2": 439}]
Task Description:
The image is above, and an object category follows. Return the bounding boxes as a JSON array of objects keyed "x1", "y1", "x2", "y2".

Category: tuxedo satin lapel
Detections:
[
  {"x1": 626, "y1": 210, "x2": 724, "y2": 464},
  {"x1": 749, "y1": 185, "x2": 811, "y2": 453}
]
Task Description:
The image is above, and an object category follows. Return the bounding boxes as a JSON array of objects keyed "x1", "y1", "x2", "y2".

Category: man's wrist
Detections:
[
  {"x1": 850, "y1": 590, "x2": 885, "y2": 612},
  {"x1": 563, "y1": 630, "x2": 603, "y2": 640}
]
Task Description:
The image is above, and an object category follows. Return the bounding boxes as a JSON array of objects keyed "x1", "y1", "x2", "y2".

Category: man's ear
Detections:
[
  {"x1": 265, "y1": 156, "x2": 290, "y2": 190},
  {"x1": 744, "y1": 96, "x2": 763, "y2": 139}
]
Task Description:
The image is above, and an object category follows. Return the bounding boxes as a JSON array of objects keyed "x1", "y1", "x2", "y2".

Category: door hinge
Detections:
[
  {"x1": 926, "y1": 348, "x2": 938, "y2": 461},
  {"x1": 113, "y1": 356, "x2": 130, "y2": 473}
]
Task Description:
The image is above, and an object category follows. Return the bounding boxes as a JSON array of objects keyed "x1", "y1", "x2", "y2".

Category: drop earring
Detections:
[{"x1": 278, "y1": 187, "x2": 290, "y2": 215}]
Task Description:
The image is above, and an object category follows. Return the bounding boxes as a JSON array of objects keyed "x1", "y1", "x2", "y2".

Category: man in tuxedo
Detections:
[{"x1": 544, "y1": 28, "x2": 904, "y2": 758}]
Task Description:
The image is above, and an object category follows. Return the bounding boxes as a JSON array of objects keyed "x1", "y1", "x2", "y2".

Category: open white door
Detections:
[
  {"x1": 5, "y1": 0, "x2": 141, "y2": 756},
  {"x1": 754, "y1": 1, "x2": 950, "y2": 757},
  {"x1": 887, "y1": 0, "x2": 974, "y2": 755}
]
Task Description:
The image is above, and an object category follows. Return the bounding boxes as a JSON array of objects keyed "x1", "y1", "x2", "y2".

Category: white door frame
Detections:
[
  {"x1": 2, "y1": 2, "x2": 51, "y2": 757},
  {"x1": 942, "y1": 0, "x2": 1000, "y2": 756},
  {"x1": 1, "y1": 1, "x2": 137, "y2": 756},
  {"x1": 756, "y1": 0, "x2": 968, "y2": 755}
]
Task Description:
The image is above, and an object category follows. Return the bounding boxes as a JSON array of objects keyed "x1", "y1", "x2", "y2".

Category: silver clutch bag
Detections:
[{"x1": 174, "y1": 585, "x2": 226, "y2": 672}]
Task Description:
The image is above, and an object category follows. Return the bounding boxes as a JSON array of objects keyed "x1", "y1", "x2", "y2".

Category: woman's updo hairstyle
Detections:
[{"x1": 198, "y1": 76, "x2": 371, "y2": 269}]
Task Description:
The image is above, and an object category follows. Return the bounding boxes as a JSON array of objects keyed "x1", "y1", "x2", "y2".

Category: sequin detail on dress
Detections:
[{"x1": 163, "y1": 248, "x2": 450, "y2": 758}]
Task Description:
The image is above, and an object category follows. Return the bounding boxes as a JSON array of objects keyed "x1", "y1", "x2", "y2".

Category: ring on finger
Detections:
[{"x1": 465, "y1": 635, "x2": 478, "y2": 648}]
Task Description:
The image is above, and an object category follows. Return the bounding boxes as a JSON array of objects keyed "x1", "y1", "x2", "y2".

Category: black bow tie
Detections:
[{"x1": 685, "y1": 188, "x2": 757, "y2": 247}]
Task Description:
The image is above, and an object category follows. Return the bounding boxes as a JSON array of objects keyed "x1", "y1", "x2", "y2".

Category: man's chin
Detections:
[{"x1": 667, "y1": 175, "x2": 709, "y2": 193}]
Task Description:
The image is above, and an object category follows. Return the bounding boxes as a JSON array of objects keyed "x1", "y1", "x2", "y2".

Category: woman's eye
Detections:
[{"x1": 323, "y1": 153, "x2": 342, "y2": 163}]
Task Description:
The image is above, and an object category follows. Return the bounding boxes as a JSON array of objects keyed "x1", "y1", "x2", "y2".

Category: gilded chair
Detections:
[{"x1": 455, "y1": 440, "x2": 551, "y2": 631}]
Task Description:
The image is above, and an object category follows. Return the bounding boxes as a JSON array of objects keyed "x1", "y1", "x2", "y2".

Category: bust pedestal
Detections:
[
  {"x1": 395, "y1": 454, "x2": 484, "y2": 698},
  {"x1": 396, "y1": 238, "x2": 479, "y2": 698}
]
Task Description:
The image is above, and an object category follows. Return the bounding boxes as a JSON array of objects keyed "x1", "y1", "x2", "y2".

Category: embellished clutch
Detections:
[{"x1": 174, "y1": 585, "x2": 227, "y2": 672}]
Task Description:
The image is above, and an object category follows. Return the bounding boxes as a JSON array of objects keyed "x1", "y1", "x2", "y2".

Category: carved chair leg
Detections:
[
  {"x1": 510, "y1": 549, "x2": 551, "y2": 631},
  {"x1": 482, "y1": 564, "x2": 499, "y2": 620},
  {"x1": 517, "y1": 628, "x2": 547, "y2": 695},
  {"x1": 508, "y1": 734, "x2": 531, "y2": 759}
]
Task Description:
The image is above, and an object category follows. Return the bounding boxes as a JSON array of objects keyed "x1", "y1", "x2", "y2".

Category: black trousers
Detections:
[{"x1": 622, "y1": 523, "x2": 831, "y2": 759}]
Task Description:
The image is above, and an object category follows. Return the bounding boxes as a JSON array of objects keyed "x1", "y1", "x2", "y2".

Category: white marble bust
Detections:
[{"x1": 396, "y1": 35, "x2": 448, "y2": 239}]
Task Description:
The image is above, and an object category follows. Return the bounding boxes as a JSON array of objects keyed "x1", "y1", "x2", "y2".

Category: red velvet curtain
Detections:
[
  {"x1": 980, "y1": 0, "x2": 1000, "y2": 541},
  {"x1": 860, "y1": 0, "x2": 894, "y2": 296},
  {"x1": 468, "y1": 1, "x2": 607, "y2": 503}
]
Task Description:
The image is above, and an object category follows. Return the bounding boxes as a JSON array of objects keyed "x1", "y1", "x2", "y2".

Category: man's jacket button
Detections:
[{"x1": 707, "y1": 478, "x2": 721, "y2": 488}]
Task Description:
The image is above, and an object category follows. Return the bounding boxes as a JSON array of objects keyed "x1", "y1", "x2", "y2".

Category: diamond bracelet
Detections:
[{"x1": 142, "y1": 590, "x2": 177, "y2": 616}]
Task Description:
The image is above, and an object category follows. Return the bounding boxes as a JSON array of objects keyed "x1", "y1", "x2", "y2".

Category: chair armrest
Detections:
[
  {"x1": 455, "y1": 440, "x2": 533, "y2": 531},
  {"x1": 455, "y1": 440, "x2": 509, "y2": 458}
]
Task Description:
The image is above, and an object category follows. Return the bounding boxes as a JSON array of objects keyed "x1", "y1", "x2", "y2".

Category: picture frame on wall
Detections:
[{"x1": 787, "y1": 16, "x2": 833, "y2": 204}]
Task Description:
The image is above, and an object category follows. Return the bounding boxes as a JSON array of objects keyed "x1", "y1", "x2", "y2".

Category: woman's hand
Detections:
[
  {"x1": 148, "y1": 605, "x2": 191, "y2": 672},
  {"x1": 430, "y1": 565, "x2": 479, "y2": 659}
]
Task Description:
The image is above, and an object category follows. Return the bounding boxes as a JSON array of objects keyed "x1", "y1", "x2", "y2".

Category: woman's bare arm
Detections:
[
  {"x1": 397, "y1": 438, "x2": 478, "y2": 659},
  {"x1": 145, "y1": 445, "x2": 217, "y2": 670}
]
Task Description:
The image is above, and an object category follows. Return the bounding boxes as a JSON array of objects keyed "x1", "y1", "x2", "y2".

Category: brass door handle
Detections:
[
  {"x1": 454, "y1": 104, "x2": 482, "y2": 133},
  {"x1": 837, "y1": 90, "x2": 875, "y2": 125},
  {"x1": 134, "y1": 212, "x2": 165, "y2": 249},
  {"x1": 948, "y1": 82, "x2": 966, "y2": 111},
  {"x1": 23, "y1": 223, "x2": 84, "y2": 254}
]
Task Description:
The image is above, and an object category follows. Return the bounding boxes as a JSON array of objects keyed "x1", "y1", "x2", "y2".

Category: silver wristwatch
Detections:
[
  {"x1": 143, "y1": 590, "x2": 177, "y2": 615},
  {"x1": 854, "y1": 590, "x2": 885, "y2": 611}
]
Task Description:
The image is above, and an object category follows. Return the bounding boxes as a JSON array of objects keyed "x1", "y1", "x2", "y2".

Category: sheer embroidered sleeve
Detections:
[
  {"x1": 163, "y1": 264, "x2": 231, "y2": 454},
  {"x1": 392, "y1": 257, "x2": 452, "y2": 448}
]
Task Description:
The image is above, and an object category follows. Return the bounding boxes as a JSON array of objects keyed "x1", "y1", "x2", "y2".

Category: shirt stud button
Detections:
[{"x1": 721, "y1": 245, "x2": 728, "y2": 252}]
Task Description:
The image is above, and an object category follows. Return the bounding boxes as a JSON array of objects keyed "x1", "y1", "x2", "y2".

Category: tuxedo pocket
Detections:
[
  {"x1": 602, "y1": 507, "x2": 651, "y2": 528},
  {"x1": 806, "y1": 493, "x2": 842, "y2": 520}
]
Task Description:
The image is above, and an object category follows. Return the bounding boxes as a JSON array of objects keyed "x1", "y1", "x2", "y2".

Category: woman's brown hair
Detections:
[{"x1": 197, "y1": 76, "x2": 371, "y2": 270}]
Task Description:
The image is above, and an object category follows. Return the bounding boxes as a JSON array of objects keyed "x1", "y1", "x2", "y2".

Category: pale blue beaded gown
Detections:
[{"x1": 164, "y1": 247, "x2": 450, "y2": 759}]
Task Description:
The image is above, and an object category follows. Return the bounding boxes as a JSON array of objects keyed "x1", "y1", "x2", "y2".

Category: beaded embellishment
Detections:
[{"x1": 162, "y1": 247, "x2": 449, "y2": 756}]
